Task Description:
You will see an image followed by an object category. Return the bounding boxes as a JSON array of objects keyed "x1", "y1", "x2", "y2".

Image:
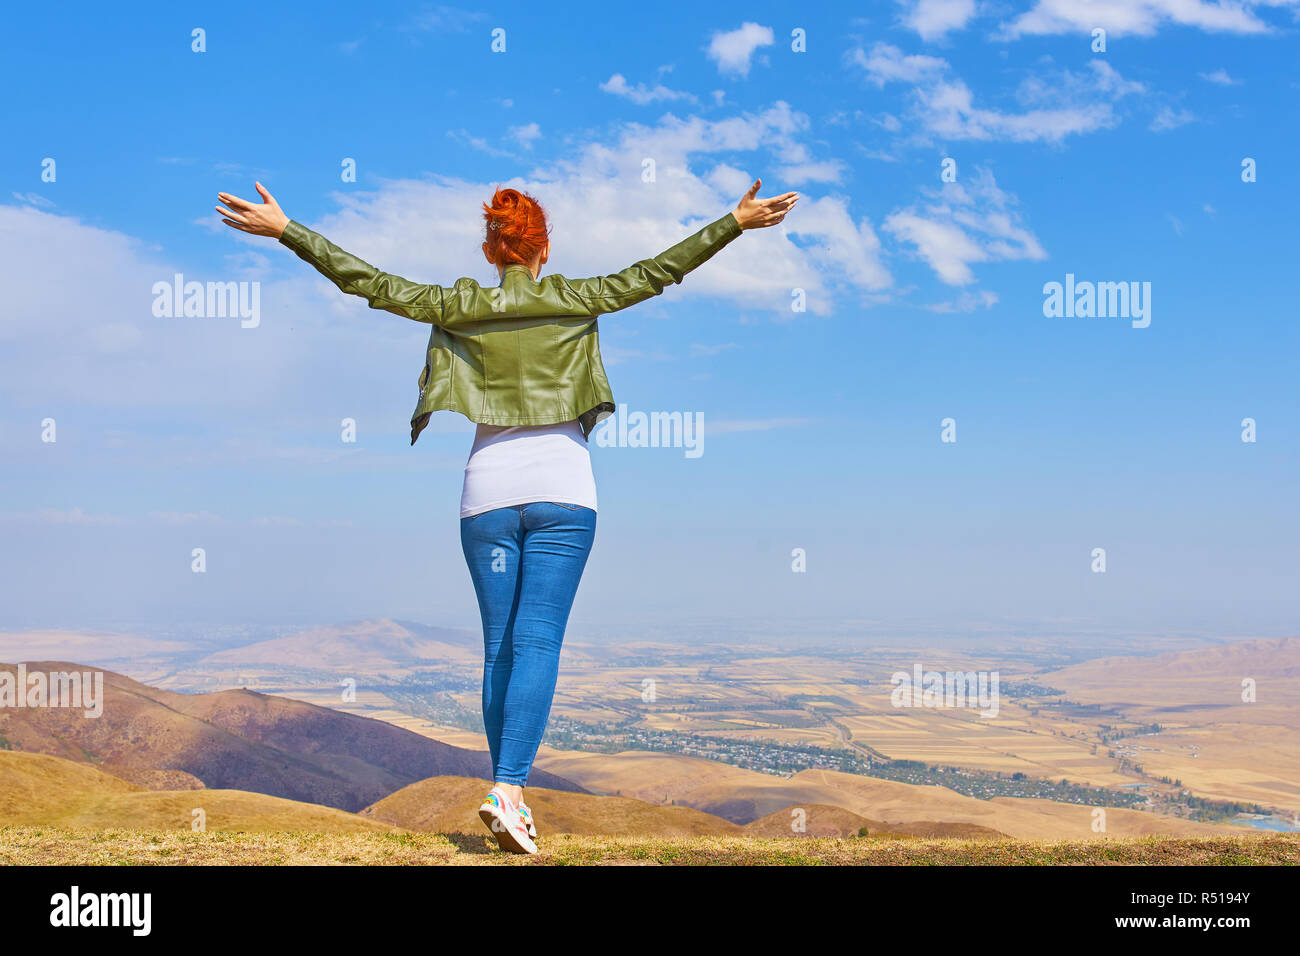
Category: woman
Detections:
[{"x1": 215, "y1": 179, "x2": 798, "y2": 852}]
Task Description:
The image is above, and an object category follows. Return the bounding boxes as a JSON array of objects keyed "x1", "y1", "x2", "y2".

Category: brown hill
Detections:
[
  {"x1": 1043, "y1": 637, "x2": 1300, "y2": 722},
  {"x1": 534, "y1": 748, "x2": 759, "y2": 804},
  {"x1": 0, "y1": 661, "x2": 580, "y2": 812},
  {"x1": 362, "y1": 775, "x2": 743, "y2": 838},
  {"x1": 0, "y1": 751, "x2": 396, "y2": 833},
  {"x1": 743, "y1": 804, "x2": 1005, "y2": 839},
  {"x1": 1050, "y1": 636, "x2": 1300, "y2": 682}
]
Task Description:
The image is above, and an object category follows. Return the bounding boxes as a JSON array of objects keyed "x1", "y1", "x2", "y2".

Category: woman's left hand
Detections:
[
  {"x1": 733, "y1": 179, "x2": 798, "y2": 231},
  {"x1": 216, "y1": 182, "x2": 289, "y2": 238}
]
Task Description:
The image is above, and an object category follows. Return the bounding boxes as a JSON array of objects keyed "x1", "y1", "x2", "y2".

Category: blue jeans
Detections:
[{"x1": 460, "y1": 501, "x2": 596, "y2": 786}]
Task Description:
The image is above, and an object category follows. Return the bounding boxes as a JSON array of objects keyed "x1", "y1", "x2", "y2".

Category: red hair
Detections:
[{"x1": 481, "y1": 186, "x2": 550, "y2": 266}]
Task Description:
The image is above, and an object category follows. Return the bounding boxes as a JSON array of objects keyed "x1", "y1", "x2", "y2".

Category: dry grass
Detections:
[
  {"x1": 362, "y1": 775, "x2": 744, "y2": 837},
  {"x1": 2, "y1": 827, "x2": 1295, "y2": 866},
  {"x1": 0, "y1": 752, "x2": 398, "y2": 834}
]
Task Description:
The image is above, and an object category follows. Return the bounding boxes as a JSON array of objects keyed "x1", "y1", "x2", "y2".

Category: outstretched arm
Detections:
[
  {"x1": 216, "y1": 183, "x2": 444, "y2": 324},
  {"x1": 562, "y1": 179, "x2": 798, "y2": 316}
]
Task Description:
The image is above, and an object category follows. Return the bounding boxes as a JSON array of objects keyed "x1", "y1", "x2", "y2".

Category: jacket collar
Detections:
[{"x1": 502, "y1": 264, "x2": 535, "y2": 277}]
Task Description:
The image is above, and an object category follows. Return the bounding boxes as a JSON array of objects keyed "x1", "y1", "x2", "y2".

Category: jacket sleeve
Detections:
[
  {"x1": 278, "y1": 220, "x2": 444, "y2": 324},
  {"x1": 561, "y1": 211, "x2": 743, "y2": 316}
]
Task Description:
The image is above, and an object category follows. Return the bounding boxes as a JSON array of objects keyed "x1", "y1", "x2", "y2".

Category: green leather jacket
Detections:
[{"x1": 278, "y1": 210, "x2": 744, "y2": 444}]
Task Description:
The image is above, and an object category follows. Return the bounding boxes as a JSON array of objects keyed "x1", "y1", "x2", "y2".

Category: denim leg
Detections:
[
  {"x1": 460, "y1": 506, "x2": 524, "y2": 779},
  {"x1": 494, "y1": 502, "x2": 596, "y2": 786}
]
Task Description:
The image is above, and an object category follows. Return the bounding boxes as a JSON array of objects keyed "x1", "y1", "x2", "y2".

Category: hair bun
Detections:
[{"x1": 481, "y1": 186, "x2": 549, "y2": 267}]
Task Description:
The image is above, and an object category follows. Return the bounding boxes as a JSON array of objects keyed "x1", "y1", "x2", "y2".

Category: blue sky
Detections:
[{"x1": 1, "y1": 1, "x2": 1297, "y2": 643}]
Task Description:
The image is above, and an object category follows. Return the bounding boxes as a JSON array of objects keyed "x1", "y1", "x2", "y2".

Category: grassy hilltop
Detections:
[
  {"x1": 3, "y1": 827, "x2": 1297, "y2": 866},
  {"x1": 4, "y1": 748, "x2": 1296, "y2": 866}
]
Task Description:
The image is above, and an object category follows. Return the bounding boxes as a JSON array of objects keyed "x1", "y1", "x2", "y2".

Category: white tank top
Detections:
[{"x1": 459, "y1": 420, "x2": 598, "y2": 518}]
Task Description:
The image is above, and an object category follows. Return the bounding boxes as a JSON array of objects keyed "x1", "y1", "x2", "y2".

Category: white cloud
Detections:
[
  {"x1": 223, "y1": 249, "x2": 272, "y2": 278},
  {"x1": 706, "y1": 22, "x2": 774, "y2": 77},
  {"x1": 898, "y1": 0, "x2": 977, "y2": 40},
  {"x1": 918, "y1": 78, "x2": 1114, "y2": 142},
  {"x1": 1199, "y1": 68, "x2": 1241, "y2": 85},
  {"x1": 1150, "y1": 105, "x2": 1196, "y2": 131},
  {"x1": 0, "y1": 200, "x2": 486, "y2": 473},
  {"x1": 703, "y1": 162, "x2": 754, "y2": 199},
  {"x1": 422, "y1": 110, "x2": 886, "y2": 318},
  {"x1": 848, "y1": 43, "x2": 947, "y2": 87},
  {"x1": 884, "y1": 209, "x2": 987, "y2": 285},
  {"x1": 11, "y1": 192, "x2": 54, "y2": 208},
  {"x1": 600, "y1": 73, "x2": 697, "y2": 104},
  {"x1": 777, "y1": 160, "x2": 848, "y2": 185},
  {"x1": 884, "y1": 167, "x2": 1046, "y2": 286},
  {"x1": 1002, "y1": 0, "x2": 1290, "y2": 38},
  {"x1": 446, "y1": 128, "x2": 514, "y2": 157},
  {"x1": 855, "y1": 145, "x2": 902, "y2": 163},
  {"x1": 1076, "y1": 60, "x2": 1147, "y2": 99},
  {"x1": 847, "y1": 43, "x2": 1139, "y2": 143},
  {"x1": 924, "y1": 289, "x2": 999, "y2": 312},
  {"x1": 509, "y1": 122, "x2": 542, "y2": 148},
  {"x1": 404, "y1": 6, "x2": 487, "y2": 34},
  {"x1": 787, "y1": 195, "x2": 892, "y2": 294},
  {"x1": 496, "y1": 102, "x2": 892, "y2": 308}
]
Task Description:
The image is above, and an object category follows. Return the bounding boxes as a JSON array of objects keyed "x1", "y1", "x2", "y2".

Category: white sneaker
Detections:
[
  {"x1": 478, "y1": 787, "x2": 538, "y2": 855},
  {"x1": 518, "y1": 800, "x2": 538, "y2": 839}
]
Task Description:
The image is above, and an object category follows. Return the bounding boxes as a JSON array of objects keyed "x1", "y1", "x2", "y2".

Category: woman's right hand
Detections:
[{"x1": 733, "y1": 179, "x2": 798, "y2": 230}]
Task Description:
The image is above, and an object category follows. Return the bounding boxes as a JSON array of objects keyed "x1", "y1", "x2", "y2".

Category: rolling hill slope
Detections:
[
  {"x1": 0, "y1": 661, "x2": 580, "y2": 811},
  {"x1": 0, "y1": 751, "x2": 397, "y2": 833}
]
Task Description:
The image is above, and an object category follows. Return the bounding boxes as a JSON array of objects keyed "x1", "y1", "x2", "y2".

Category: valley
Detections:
[{"x1": 1, "y1": 620, "x2": 1295, "y2": 845}]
